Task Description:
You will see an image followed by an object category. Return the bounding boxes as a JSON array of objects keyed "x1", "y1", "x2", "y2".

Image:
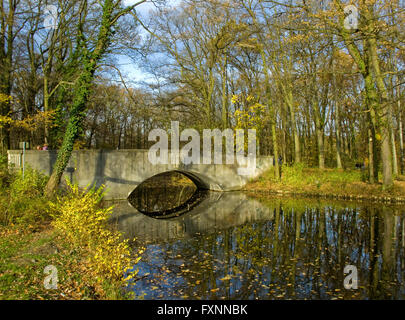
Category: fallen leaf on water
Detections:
[{"x1": 219, "y1": 275, "x2": 232, "y2": 281}]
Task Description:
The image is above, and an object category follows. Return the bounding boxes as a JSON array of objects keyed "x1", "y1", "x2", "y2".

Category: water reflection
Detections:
[
  {"x1": 113, "y1": 192, "x2": 274, "y2": 242},
  {"x1": 127, "y1": 172, "x2": 207, "y2": 219},
  {"x1": 112, "y1": 193, "x2": 405, "y2": 300}
]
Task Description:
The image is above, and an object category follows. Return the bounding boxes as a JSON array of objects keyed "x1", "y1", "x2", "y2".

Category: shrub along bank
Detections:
[{"x1": 0, "y1": 156, "x2": 142, "y2": 300}]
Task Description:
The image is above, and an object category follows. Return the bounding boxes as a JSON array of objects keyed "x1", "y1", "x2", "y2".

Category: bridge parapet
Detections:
[{"x1": 7, "y1": 149, "x2": 273, "y2": 199}]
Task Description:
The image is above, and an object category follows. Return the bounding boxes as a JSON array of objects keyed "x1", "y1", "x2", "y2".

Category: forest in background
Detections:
[{"x1": 0, "y1": 0, "x2": 404, "y2": 192}]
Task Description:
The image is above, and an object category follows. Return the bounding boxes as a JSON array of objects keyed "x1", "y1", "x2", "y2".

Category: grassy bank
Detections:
[
  {"x1": 0, "y1": 157, "x2": 142, "y2": 300},
  {"x1": 246, "y1": 164, "x2": 405, "y2": 203}
]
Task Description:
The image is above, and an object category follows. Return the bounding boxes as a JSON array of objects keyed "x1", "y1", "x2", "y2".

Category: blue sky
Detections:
[
  {"x1": 117, "y1": 0, "x2": 180, "y2": 85},
  {"x1": 117, "y1": 1, "x2": 158, "y2": 84}
]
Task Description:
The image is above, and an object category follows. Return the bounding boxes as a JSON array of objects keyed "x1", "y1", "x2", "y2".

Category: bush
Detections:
[
  {"x1": 51, "y1": 181, "x2": 142, "y2": 292},
  {"x1": 0, "y1": 167, "x2": 143, "y2": 299},
  {"x1": 0, "y1": 155, "x2": 11, "y2": 190},
  {"x1": 0, "y1": 166, "x2": 50, "y2": 227},
  {"x1": 9, "y1": 167, "x2": 48, "y2": 199}
]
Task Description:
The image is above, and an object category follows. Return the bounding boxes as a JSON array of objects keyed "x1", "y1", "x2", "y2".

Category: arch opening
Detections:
[{"x1": 128, "y1": 171, "x2": 210, "y2": 219}]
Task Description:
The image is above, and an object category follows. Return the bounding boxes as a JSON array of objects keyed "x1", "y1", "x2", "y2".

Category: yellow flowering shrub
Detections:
[
  {"x1": 231, "y1": 94, "x2": 240, "y2": 104},
  {"x1": 234, "y1": 102, "x2": 267, "y2": 130},
  {"x1": 51, "y1": 182, "x2": 142, "y2": 287}
]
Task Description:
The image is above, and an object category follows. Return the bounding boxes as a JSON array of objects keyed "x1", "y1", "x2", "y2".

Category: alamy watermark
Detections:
[
  {"x1": 344, "y1": 5, "x2": 359, "y2": 30},
  {"x1": 343, "y1": 265, "x2": 359, "y2": 290},
  {"x1": 147, "y1": 121, "x2": 257, "y2": 176},
  {"x1": 44, "y1": 5, "x2": 58, "y2": 30},
  {"x1": 44, "y1": 265, "x2": 58, "y2": 290}
]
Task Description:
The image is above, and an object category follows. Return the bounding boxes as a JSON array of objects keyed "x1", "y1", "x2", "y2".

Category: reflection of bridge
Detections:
[
  {"x1": 111, "y1": 192, "x2": 275, "y2": 242},
  {"x1": 7, "y1": 150, "x2": 273, "y2": 199}
]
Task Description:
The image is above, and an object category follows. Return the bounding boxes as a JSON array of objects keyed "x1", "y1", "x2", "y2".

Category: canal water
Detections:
[{"x1": 110, "y1": 173, "x2": 405, "y2": 300}]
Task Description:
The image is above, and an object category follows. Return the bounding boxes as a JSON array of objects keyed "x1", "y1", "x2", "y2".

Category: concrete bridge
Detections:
[{"x1": 7, "y1": 149, "x2": 273, "y2": 200}]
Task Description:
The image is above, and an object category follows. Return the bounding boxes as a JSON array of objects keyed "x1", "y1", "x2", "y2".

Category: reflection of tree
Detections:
[
  {"x1": 369, "y1": 207, "x2": 379, "y2": 299},
  {"x1": 382, "y1": 209, "x2": 394, "y2": 298},
  {"x1": 134, "y1": 200, "x2": 405, "y2": 300}
]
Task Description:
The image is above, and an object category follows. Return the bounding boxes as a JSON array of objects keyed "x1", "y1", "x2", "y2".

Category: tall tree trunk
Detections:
[
  {"x1": 45, "y1": 0, "x2": 120, "y2": 196},
  {"x1": 316, "y1": 125, "x2": 325, "y2": 169},
  {"x1": 397, "y1": 83, "x2": 404, "y2": 175},
  {"x1": 381, "y1": 130, "x2": 393, "y2": 189},
  {"x1": 0, "y1": 124, "x2": 10, "y2": 155},
  {"x1": 311, "y1": 62, "x2": 326, "y2": 170},
  {"x1": 259, "y1": 49, "x2": 280, "y2": 180},
  {"x1": 339, "y1": 6, "x2": 382, "y2": 183},
  {"x1": 313, "y1": 93, "x2": 325, "y2": 169},
  {"x1": 0, "y1": 0, "x2": 16, "y2": 155},
  {"x1": 399, "y1": 108, "x2": 404, "y2": 175},
  {"x1": 286, "y1": 90, "x2": 301, "y2": 164},
  {"x1": 390, "y1": 115, "x2": 398, "y2": 176},
  {"x1": 335, "y1": 103, "x2": 343, "y2": 169},
  {"x1": 272, "y1": 119, "x2": 280, "y2": 180},
  {"x1": 45, "y1": 66, "x2": 99, "y2": 196},
  {"x1": 221, "y1": 50, "x2": 228, "y2": 129},
  {"x1": 368, "y1": 36, "x2": 393, "y2": 189},
  {"x1": 368, "y1": 128, "x2": 375, "y2": 184},
  {"x1": 43, "y1": 76, "x2": 50, "y2": 145}
]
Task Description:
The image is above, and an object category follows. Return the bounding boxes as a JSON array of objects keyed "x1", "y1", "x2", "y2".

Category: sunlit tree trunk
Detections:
[
  {"x1": 45, "y1": 0, "x2": 139, "y2": 196},
  {"x1": 285, "y1": 88, "x2": 301, "y2": 164},
  {"x1": 398, "y1": 90, "x2": 404, "y2": 175},
  {"x1": 0, "y1": 0, "x2": 17, "y2": 155},
  {"x1": 390, "y1": 115, "x2": 398, "y2": 176},
  {"x1": 368, "y1": 128, "x2": 375, "y2": 184},
  {"x1": 368, "y1": 42, "x2": 393, "y2": 188},
  {"x1": 313, "y1": 93, "x2": 325, "y2": 169},
  {"x1": 335, "y1": 103, "x2": 343, "y2": 169},
  {"x1": 221, "y1": 49, "x2": 228, "y2": 129}
]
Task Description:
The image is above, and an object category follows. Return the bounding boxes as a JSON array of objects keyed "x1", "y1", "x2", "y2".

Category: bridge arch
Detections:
[
  {"x1": 127, "y1": 170, "x2": 221, "y2": 219},
  {"x1": 129, "y1": 169, "x2": 223, "y2": 194}
]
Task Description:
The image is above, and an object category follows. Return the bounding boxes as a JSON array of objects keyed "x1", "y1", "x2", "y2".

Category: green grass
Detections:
[
  {"x1": 257, "y1": 164, "x2": 361, "y2": 188},
  {"x1": 249, "y1": 164, "x2": 405, "y2": 201},
  {"x1": 0, "y1": 228, "x2": 61, "y2": 299},
  {"x1": 281, "y1": 164, "x2": 360, "y2": 185}
]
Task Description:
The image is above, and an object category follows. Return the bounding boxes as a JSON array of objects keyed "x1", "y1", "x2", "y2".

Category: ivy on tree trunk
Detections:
[{"x1": 45, "y1": 0, "x2": 117, "y2": 197}]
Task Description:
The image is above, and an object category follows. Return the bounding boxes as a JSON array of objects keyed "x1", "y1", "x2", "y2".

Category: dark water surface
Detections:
[{"x1": 111, "y1": 188, "x2": 405, "y2": 300}]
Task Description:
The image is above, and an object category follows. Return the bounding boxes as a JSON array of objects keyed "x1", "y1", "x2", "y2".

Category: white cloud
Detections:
[{"x1": 122, "y1": 0, "x2": 156, "y2": 16}]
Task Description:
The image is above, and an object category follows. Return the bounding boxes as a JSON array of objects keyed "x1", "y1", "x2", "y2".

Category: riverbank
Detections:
[
  {"x1": 0, "y1": 223, "x2": 141, "y2": 300},
  {"x1": 0, "y1": 161, "x2": 142, "y2": 300},
  {"x1": 245, "y1": 165, "x2": 405, "y2": 204}
]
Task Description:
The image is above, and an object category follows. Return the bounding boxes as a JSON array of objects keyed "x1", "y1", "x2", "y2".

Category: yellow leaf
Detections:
[{"x1": 219, "y1": 275, "x2": 232, "y2": 281}]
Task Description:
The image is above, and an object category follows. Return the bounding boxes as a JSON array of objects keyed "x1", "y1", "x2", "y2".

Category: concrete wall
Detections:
[{"x1": 7, "y1": 150, "x2": 273, "y2": 199}]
